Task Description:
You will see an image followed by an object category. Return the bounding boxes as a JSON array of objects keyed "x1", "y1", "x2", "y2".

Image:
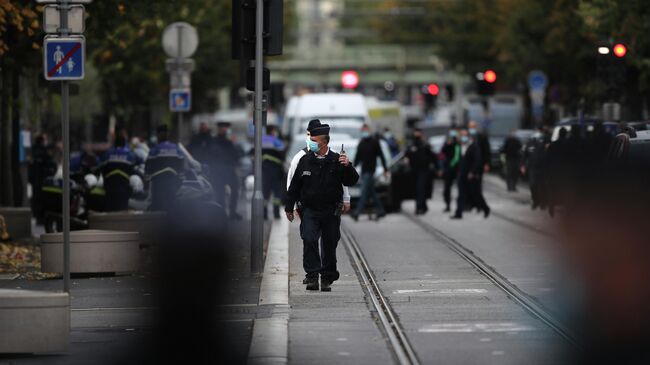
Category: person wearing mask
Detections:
[
  {"x1": 262, "y1": 125, "x2": 286, "y2": 220},
  {"x1": 405, "y1": 128, "x2": 438, "y2": 215},
  {"x1": 285, "y1": 122, "x2": 359, "y2": 292},
  {"x1": 145, "y1": 125, "x2": 185, "y2": 212},
  {"x1": 212, "y1": 121, "x2": 242, "y2": 220},
  {"x1": 441, "y1": 129, "x2": 461, "y2": 213},
  {"x1": 351, "y1": 124, "x2": 388, "y2": 221},
  {"x1": 100, "y1": 132, "x2": 137, "y2": 212},
  {"x1": 287, "y1": 119, "x2": 351, "y2": 285},
  {"x1": 188, "y1": 122, "x2": 214, "y2": 167},
  {"x1": 452, "y1": 129, "x2": 490, "y2": 219},
  {"x1": 501, "y1": 131, "x2": 523, "y2": 192},
  {"x1": 382, "y1": 127, "x2": 400, "y2": 157}
]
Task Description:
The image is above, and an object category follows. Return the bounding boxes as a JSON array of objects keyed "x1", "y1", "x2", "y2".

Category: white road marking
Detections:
[
  {"x1": 338, "y1": 352, "x2": 350, "y2": 356},
  {"x1": 418, "y1": 322, "x2": 536, "y2": 333},
  {"x1": 479, "y1": 338, "x2": 491, "y2": 342},
  {"x1": 336, "y1": 338, "x2": 348, "y2": 341},
  {"x1": 492, "y1": 350, "x2": 505, "y2": 356}
]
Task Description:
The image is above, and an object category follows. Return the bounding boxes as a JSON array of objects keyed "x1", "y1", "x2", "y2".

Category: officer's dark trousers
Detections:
[
  {"x1": 415, "y1": 171, "x2": 430, "y2": 212},
  {"x1": 455, "y1": 176, "x2": 469, "y2": 217},
  {"x1": 506, "y1": 159, "x2": 520, "y2": 191},
  {"x1": 443, "y1": 169, "x2": 457, "y2": 209},
  {"x1": 469, "y1": 175, "x2": 489, "y2": 212},
  {"x1": 262, "y1": 164, "x2": 284, "y2": 218},
  {"x1": 301, "y1": 208, "x2": 341, "y2": 282}
]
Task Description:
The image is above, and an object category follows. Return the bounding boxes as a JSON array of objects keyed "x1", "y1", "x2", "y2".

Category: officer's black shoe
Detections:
[
  {"x1": 350, "y1": 213, "x2": 359, "y2": 222},
  {"x1": 320, "y1": 279, "x2": 332, "y2": 292},
  {"x1": 302, "y1": 276, "x2": 310, "y2": 284},
  {"x1": 443, "y1": 207, "x2": 450, "y2": 213},
  {"x1": 306, "y1": 278, "x2": 319, "y2": 291},
  {"x1": 484, "y1": 206, "x2": 491, "y2": 219}
]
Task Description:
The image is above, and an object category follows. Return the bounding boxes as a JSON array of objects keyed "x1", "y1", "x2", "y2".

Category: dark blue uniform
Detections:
[
  {"x1": 145, "y1": 141, "x2": 185, "y2": 212},
  {"x1": 285, "y1": 150, "x2": 359, "y2": 284},
  {"x1": 100, "y1": 146, "x2": 136, "y2": 211}
]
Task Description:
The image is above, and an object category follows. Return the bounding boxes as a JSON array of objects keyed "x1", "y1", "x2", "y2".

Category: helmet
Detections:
[{"x1": 130, "y1": 175, "x2": 144, "y2": 193}]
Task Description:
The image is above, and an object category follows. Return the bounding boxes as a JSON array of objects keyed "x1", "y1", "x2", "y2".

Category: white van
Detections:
[{"x1": 284, "y1": 93, "x2": 371, "y2": 140}]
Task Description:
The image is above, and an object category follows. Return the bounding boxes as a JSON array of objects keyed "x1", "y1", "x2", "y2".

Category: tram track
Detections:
[
  {"x1": 340, "y1": 224, "x2": 421, "y2": 365},
  {"x1": 402, "y1": 211, "x2": 580, "y2": 349}
]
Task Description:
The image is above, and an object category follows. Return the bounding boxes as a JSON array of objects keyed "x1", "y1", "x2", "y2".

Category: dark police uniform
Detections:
[
  {"x1": 145, "y1": 141, "x2": 185, "y2": 212},
  {"x1": 285, "y1": 141, "x2": 359, "y2": 290},
  {"x1": 212, "y1": 128, "x2": 242, "y2": 219},
  {"x1": 262, "y1": 131, "x2": 286, "y2": 219},
  {"x1": 441, "y1": 137, "x2": 461, "y2": 212},
  {"x1": 100, "y1": 146, "x2": 137, "y2": 211}
]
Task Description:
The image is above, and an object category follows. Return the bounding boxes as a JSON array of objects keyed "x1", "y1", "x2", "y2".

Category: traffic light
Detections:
[
  {"x1": 613, "y1": 43, "x2": 627, "y2": 58},
  {"x1": 422, "y1": 83, "x2": 439, "y2": 110},
  {"x1": 476, "y1": 69, "x2": 496, "y2": 96},
  {"x1": 232, "y1": 0, "x2": 283, "y2": 60},
  {"x1": 596, "y1": 43, "x2": 627, "y2": 97}
]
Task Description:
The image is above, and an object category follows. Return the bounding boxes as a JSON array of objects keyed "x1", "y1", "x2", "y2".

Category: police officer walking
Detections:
[
  {"x1": 100, "y1": 132, "x2": 137, "y2": 212},
  {"x1": 188, "y1": 122, "x2": 214, "y2": 167},
  {"x1": 212, "y1": 122, "x2": 242, "y2": 220},
  {"x1": 262, "y1": 125, "x2": 286, "y2": 220},
  {"x1": 522, "y1": 129, "x2": 548, "y2": 210},
  {"x1": 452, "y1": 129, "x2": 490, "y2": 219},
  {"x1": 145, "y1": 125, "x2": 185, "y2": 212},
  {"x1": 285, "y1": 123, "x2": 359, "y2": 292},
  {"x1": 405, "y1": 128, "x2": 438, "y2": 215},
  {"x1": 501, "y1": 132, "x2": 523, "y2": 192}
]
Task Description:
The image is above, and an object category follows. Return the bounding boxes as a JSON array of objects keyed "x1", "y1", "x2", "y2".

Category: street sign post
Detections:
[
  {"x1": 43, "y1": 5, "x2": 85, "y2": 34},
  {"x1": 163, "y1": 22, "x2": 198, "y2": 143},
  {"x1": 170, "y1": 89, "x2": 191, "y2": 112},
  {"x1": 43, "y1": 36, "x2": 85, "y2": 81},
  {"x1": 528, "y1": 70, "x2": 548, "y2": 124},
  {"x1": 41, "y1": 0, "x2": 91, "y2": 294}
]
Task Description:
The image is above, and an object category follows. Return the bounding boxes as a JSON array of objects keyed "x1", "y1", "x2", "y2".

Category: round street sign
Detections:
[
  {"x1": 162, "y1": 22, "x2": 199, "y2": 58},
  {"x1": 527, "y1": 70, "x2": 548, "y2": 91}
]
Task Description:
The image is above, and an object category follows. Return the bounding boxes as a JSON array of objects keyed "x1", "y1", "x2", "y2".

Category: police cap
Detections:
[{"x1": 310, "y1": 123, "x2": 330, "y2": 136}]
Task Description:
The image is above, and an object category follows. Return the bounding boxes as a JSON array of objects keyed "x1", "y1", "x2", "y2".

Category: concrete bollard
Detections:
[
  {"x1": 0, "y1": 207, "x2": 32, "y2": 239},
  {"x1": 0, "y1": 289, "x2": 69, "y2": 353},
  {"x1": 40, "y1": 230, "x2": 140, "y2": 274},
  {"x1": 88, "y1": 211, "x2": 166, "y2": 246}
]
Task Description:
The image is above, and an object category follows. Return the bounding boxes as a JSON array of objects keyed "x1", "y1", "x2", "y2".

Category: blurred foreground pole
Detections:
[
  {"x1": 250, "y1": 0, "x2": 264, "y2": 273},
  {"x1": 60, "y1": 0, "x2": 71, "y2": 293}
]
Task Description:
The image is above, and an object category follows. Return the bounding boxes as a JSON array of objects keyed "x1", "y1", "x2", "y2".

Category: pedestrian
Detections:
[
  {"x1": 100, "y1": 132, "x2": 137, "y2": 212},
  {"x1": 287, "y1": 119, "x2": 351, "y2": 285},
  {"x1": 212, "y1": 121, "x2": 242, "y2": 220},
  {"x1": 467, "y1": 120, "x2": 491, "y2": 214},
  {"x1": 262, "y1": 125, "x2": 286, "y2": 220},
  {"x1": 405, "y1": 128, "x2": 438, "y2": 215},
  {"x1": 382, "y1": 127, "x2": 400, "y2": 157},
  {"x1": 145, "y1": 125, "x2": 185, "y2": 212},
  {"x1": 546, "y1": 127, "x2": 570, "y2": 217},
  {"x1": 441, "y1": 129, "x2": 461, "y2": 213},
  {"x1": 452, "y1": 129, "x2": 490, "y2": 219},
  {"x1": 351, "y1": 124, "x2": 388, "y2": 221},
  {"x1": 501, "y1": 131, "x2": 523, "y2": 192},
  {"x1": 285, "y1": 122, "x2": 359, "y2": 291},
  {"x1": 522, "y1": 129, "x2": 548, "y2": 210},
  {"x1": 188, "y1": 121, "x2": 214, "y2": 167}
]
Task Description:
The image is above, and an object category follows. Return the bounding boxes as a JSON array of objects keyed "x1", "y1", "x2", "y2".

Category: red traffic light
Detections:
[
  {"x1": 341, "y1": 70, "x2": 359, "y2": 89},
  {"x1": 484, "y1": 69, "x2": 497, "y2": 83},
  {"x1": 427, "y1": 83, "x2": 440, "y2": 96},
  {"x1": 613, "y1": 43, "x2": 627, "y2": 58}
]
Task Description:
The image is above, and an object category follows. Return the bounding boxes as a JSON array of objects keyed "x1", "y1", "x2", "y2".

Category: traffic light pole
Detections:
[{"x1": 250, "y1": 0, "x2": 264, "y2": 273}]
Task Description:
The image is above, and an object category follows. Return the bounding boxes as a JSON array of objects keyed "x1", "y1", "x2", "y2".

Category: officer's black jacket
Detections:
[
  {"x1": 458, "y1": 142, "x2": 482, "y2": 177},
  {"x1": 285, "y1": 150, "x2": 359, "y2": 212}
]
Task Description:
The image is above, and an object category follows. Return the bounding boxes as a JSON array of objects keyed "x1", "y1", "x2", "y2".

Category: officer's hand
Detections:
[
  {"x1": 343, "y1": 203, "x2": 351, "y2": 213},
  {"x1": 339, "y1": 154, "x2": 350, "y2": 166},
  {"x1": 286, "y1": 211, "x2": 294, "y2": 222}
]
